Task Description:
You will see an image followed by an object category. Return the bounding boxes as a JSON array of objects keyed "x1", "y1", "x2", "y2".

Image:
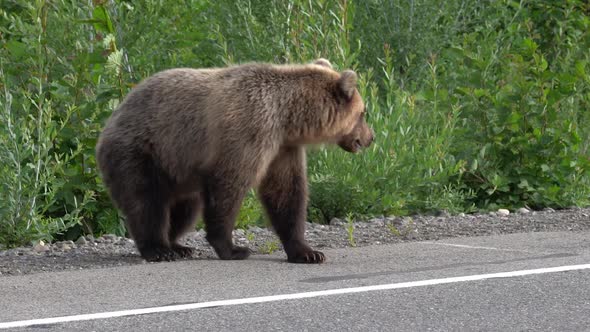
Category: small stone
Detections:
[
  {"x1": 33, "y1": 241, "x2": 49, "y2": 253},
  {"x1": 402, "y1": 216, "x2": 413, "y2": 223},
  {"x1": 116, "y1": 238, "x2": 130, "y2": 245},
  {"x1": 384, "y1": 217, "x2": 398, "y2": 225},
  {"x1": 55, "y1": 240, "x2": 74, "y2": 248},
  {"x1": 85, "y1": 235, "x2": 95, "y2": 242},
  {"x1": 497, "y1": 209, "x2": 510, "y2": 216},
  {"x1": 76, "y1": 236, "x2": 87, "y2": 245},
  {"x1": 233, "y1": 229, "x2": 245, "y2": 237},
  {"x1": 329, "y1": 218, "x2": 345, "y2": 226},
  {"x1": 544, "y1": 207, "x2": 555, "y2": 213},
  {"x1": 459, "y1": 213, "x2": 466, "y2": 217},
  {"x1": 62, "y1": 244, "x2": 72, "y2": 251},
  {"x1": 517, "y1": 207, "x2": 530, "y2": 214},
  {"x1": 249, "y1": 226, "x2": 263, "y2": 234},
  {"x1": 488, "y1": 211, "x2": 497, "y2": 216},
  {"x1": 103, "y1": 234, "x2": 118, "y2": 241},
  {"x1": 370, "y1": 219, "x2": 385, "y2": 227}
]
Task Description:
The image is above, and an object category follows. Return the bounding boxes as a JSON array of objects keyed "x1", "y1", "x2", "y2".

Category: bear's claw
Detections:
[
  {"x1": 230, "y1": 246, "x2": 251, "y2": 260},
  {"x1": 171, "y1": 244, "x2": 195, "y2": 258},
  {"x1": 216, "y1": 245, "x2": 251, "y2": 260},
  {"x1": 288, "y1": 250, "x2": 326, "y2": 264},
  {"x1": 140, "y1": 247, "x2": 178, "y2": 262}
]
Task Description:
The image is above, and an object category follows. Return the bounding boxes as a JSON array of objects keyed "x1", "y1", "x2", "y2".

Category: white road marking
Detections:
[
  {"x1": 1, "y1": 263, "x2": 589, "y2": 329},
  {"x1": 422, "y1": 241, "x2": 532, "y2": 252}
]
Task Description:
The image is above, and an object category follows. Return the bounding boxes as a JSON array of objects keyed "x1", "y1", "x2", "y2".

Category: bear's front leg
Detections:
[
  {"x1": 202, "y1": 173, "x2": 251, "y2": 260},
  {"x1": 258, "y1": 147, "x2": 325, "y2": 264}
]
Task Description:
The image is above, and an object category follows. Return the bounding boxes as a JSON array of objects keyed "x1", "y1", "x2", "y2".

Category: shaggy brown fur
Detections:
[{"x1": 95, "y1": 58, "x2": 373, "y2": 263}]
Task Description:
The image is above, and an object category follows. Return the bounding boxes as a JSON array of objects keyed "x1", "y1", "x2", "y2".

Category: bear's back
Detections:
[{"x1": 98, "y1": 62, "x2": 344, "y2": 182}]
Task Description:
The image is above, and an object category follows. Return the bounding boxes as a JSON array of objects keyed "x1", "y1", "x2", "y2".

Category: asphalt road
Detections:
[{"x1": 1, "y1": 231, "x2": 589, "y2": 331}]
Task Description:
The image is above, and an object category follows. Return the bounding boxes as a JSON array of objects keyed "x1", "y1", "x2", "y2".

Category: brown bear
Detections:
[{"x1": 95, "y1": 58, "x2": 373, "y2": 263}]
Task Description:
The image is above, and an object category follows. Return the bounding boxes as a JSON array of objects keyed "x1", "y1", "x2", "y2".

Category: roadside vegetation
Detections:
[{"x1": 1, "y1": 0, "x2": 588, "y2": 247}]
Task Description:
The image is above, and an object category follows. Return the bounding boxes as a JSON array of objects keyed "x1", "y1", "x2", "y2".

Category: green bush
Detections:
[
  {"x1": 446, "y1": 0, "x2": 590, "y2": 209},
  {"x1": 0, "y1": 0, "x2": 588, "y2": 246}
]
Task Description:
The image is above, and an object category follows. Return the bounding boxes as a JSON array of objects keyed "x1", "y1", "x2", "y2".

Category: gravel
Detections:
[{"x1": 1, "y1": 207, "x2": 589, "y2": 277}]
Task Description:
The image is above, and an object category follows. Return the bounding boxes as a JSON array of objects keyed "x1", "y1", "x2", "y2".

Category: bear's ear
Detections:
[
  {"x1": 337, "y1": 70, "x2": 357, "y2": 100},
  {"x1": 313, "y1": 58, "x2": 332, "y2": 68}
]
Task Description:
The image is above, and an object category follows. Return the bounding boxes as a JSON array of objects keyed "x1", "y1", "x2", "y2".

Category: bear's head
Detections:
[
  {"x1": 334, "y1": 70, "x2": 374, "y2": 153},
  {"x1": 285, "y1": 59, "x2": 374, "y2": 152},
  {"x1": 313, "y1": 59, "x2": 374, "y2": 153}
]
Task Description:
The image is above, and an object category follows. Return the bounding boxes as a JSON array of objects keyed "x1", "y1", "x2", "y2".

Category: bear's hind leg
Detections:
[
  {"x1": 202, "y1": 174, "x2": 251, "y2": 260},
  {"x1": 106, "y1": 151, "x2": 177, "y2": 262},
  {"x1": 126, "y1": 201, "x2": 176, "y2": 262},
  {"x1": 258, "y1": 147, "x2": 325, "y2": 264},
  {"x1": 168, "y1": 194, "x2": 202, "y2": 258}
]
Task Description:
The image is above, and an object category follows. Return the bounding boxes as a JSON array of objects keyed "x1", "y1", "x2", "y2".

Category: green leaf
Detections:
[
  {"x1": 474, "y1": 88, "x2": 488, "y2": 98},
  {"x1": 522, "y1": 38, "x2": 538, "y2": 56},
  {"x1": 517, "y1": 179, "x2": 530, "y2": 189},
  {"x1": 92, "y1": 6, "x2": 114, "y2": 34},
  {"x1": 575, "y1": 61, "x2": 586, "y2": 78},
  {"x1": 5, "y1": 40, "x2": 27, "y2": 59},
  {"x1": 508, "y1": 111, "x2": 522, "y2": 124},
  {"x1": 539, "y1": 56, "x2": 548, "y2": 71}
]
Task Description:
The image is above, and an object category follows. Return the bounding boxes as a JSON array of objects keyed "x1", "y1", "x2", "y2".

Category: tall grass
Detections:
[{"x1": 0, "y1": 0, "x2": 588, "y2": 246}]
